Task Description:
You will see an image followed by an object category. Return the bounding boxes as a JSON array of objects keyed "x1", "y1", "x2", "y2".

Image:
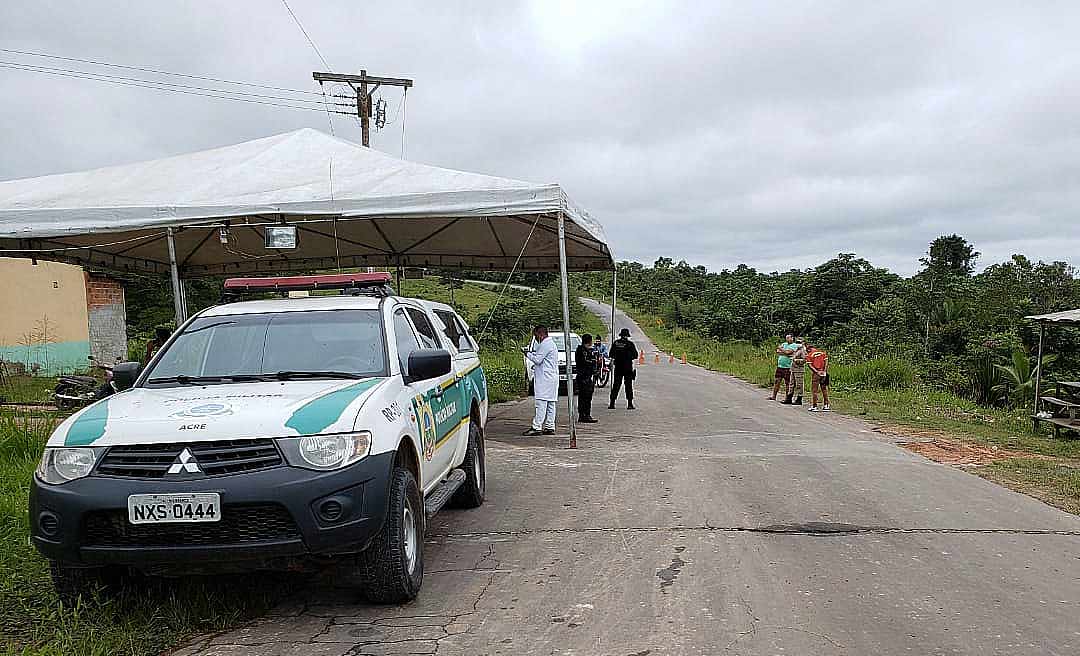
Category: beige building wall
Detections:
[{"x1": 0, "y1": 257, "x2": 91, "y2": 373}]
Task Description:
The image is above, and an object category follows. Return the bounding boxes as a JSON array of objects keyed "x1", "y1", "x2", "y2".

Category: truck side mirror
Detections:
[{"x1": 111, "y1": 362, "x2": 142, "y2": 391}]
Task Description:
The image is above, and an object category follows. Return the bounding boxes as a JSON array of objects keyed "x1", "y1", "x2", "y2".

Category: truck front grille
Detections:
[
  {"x1": 82, "y1": 503, "x2": 300, "y2": 547},
  {"x1": 95, "y1": 439, "x2": 282, "y2": 479}
]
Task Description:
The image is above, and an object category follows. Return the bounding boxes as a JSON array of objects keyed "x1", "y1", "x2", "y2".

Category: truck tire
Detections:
[
  {"x1": 359, "y1": 466, "x2": 424, "y2": 603},
  {"x1": 452, "y1": 419, "x2": 485, "y2": 508},
  {"x1": 50, "y1": 561, "x2": 122, "y2": 606}
]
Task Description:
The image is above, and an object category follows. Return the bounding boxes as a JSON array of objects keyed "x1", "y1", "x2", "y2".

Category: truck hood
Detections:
[{"x1": 50, "y1": 378, "x2": 387, "y2": 447}]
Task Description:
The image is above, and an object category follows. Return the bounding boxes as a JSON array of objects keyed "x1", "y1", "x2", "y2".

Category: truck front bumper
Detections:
[{"x1": 29, "y1": 451, "x2": 395, "y2": 570}]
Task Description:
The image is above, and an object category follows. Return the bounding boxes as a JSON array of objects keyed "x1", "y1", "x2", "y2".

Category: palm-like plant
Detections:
[
  {"x1": 970, "y1": 354, "x2": 1004, "y2": 406},
  {"x1": 993, "y1": 349, "x2": 1057, "y2": 403}
]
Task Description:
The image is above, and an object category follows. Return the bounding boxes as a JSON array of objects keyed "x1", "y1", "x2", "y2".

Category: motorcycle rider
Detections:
[{"x1": 608, "y1": 328, "x2": 638, "y2": 410}]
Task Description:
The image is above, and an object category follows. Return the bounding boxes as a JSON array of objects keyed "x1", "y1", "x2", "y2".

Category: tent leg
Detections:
[
  {"x1": 610, "y1": 268, "x2": 618, "y2": 345},
  {"x1": 166, "y1": 228, "x2": 187, "y2": 325},
  {"x1": 1034, "y1": 322, "x2": 1045, "y2": 416},
  {"x1": 557, "y1": 213, "x2": 576, "y2": 449}
]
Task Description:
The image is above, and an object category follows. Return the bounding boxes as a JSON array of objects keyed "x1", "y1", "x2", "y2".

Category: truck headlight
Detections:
[
  {"x1": 36, "y1": 447, "x2": 105, "y2": 484},
  {"x1": 277, "y1": 432, "x2": 371, "y2": 470}
]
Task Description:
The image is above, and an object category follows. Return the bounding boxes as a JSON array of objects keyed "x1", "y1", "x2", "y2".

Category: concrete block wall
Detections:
[{"x1": 85, "y1": 274, "x2": 128, "y2": 364}]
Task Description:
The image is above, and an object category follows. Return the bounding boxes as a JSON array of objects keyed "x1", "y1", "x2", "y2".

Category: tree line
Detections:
[{"x1": 577, "y1": 235, "x2": 1079, "y2": 408}]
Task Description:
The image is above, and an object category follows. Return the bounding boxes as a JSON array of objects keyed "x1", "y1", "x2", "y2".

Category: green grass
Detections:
[
  {"x1": 0, "y1": 376, "x2": 58, "y2": 406},
  {"x1": 976, "y1": 459, "x2": 1080, "y2": 515}
]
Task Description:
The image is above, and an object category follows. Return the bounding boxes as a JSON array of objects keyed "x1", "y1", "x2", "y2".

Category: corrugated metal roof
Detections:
[{"x1": 1026, "y1": 309, "x2": 1080, "y2": 325}]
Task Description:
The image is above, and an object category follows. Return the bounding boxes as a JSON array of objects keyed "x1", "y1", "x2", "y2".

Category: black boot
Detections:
[
  {"x1": 627, "y1": 401, "x2": 636, "y2": 410},
  {"x1": 794, "y1": 396, "x2": 803, "y2": 405},
  {"x1": 781, "y1": 395, "x2": 793, "y2": 405},
  {"x1": 608, "y1": 401, "x2": 615, "y2": 409}
]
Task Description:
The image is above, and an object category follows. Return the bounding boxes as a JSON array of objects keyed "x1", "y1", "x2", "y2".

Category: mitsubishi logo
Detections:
[{"x1": 167, "y1": 448, "x2": 201, "y2": 475}]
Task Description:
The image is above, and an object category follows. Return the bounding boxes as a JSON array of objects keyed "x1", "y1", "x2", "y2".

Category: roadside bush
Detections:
[
  {"x1": 918, "y1": 355, "x2": 969, "y2": 395},
  {"x1": 830, "y1": 358, "x2": 915, "y2": 391}
]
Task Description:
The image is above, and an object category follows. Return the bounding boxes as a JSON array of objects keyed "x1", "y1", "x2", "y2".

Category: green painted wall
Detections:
[{"x1": 0, "y1": 340, "x2": 91, "y2": 375}]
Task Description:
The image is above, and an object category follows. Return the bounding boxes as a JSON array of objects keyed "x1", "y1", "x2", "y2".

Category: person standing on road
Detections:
[
  {"x1": 806, "y1": 343, "x2": 831, "y2": 412},
  {"x1": 608, "y1": 328, "x2": 638, "y2": 410},
  {"x1": 523, "y1": 325, "x2": 559, "y2": 435},
  {"x1": 770, "y1": 334, "x2": 796, "y2": 401},
  {"x1": 789, "y1": 336, "x2": 807, "y2": 405},
  {"x1": 575, "y1": 334, "x2": 599, "y2": 423}
]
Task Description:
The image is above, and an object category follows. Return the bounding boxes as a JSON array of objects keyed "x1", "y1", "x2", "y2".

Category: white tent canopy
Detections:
[
  {"x1": 0, "y1": 128, "x2": 613, "y2": 276},
  {"x1": 1027, "y1": 309, "x2": 1080, "y2": 325},
  {"x1": 0, "y1": 128, "x2": 613, "y2": 447}
]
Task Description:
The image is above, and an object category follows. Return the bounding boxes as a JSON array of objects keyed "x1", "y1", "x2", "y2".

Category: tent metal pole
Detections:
[
  {"x1": 610, "y1": 268, "x2": 618, "y2": 345},
  {"x1": 557, "y1": 212, "x2": 577, "y2": 449},
  {"x1": 1034, "y1": 321, "x2": 1045, "y2": 415},
  {"x1": 166, "y1": 228, "x2": 187, "y2": 324}
]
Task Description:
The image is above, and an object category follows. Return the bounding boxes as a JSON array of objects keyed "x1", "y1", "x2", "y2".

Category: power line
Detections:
[
  {"x1": 0, "y1": 60, "x2": 352, "y2": 107},
  {"x1": 0, "y1": 47, "x2": 325, "y2": 96},
  {"x1": 0, "y1": 62, "x2": 353, "y2": 114},
  {"x1": 278, "y1": 0, "x2": 330, "y2": 69},
  {"x1": 275, "y1": 0, "x2": 338, "y2": 134}
]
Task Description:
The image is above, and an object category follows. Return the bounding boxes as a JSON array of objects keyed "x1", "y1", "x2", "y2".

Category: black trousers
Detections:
[
  {"x1": 577, "y1": 378, "x2": 594, "y2": 419},
  {"x1": 610, "y1": 370, "x2": 634, "y2": 405}
]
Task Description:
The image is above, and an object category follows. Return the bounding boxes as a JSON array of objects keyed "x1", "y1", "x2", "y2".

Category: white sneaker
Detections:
[
  {"x1": 808, "y1": 406, "x2": 819, "y2": 412},
  {"x1": 823, "y1": 405, "x2": 831, "y2": 412}
]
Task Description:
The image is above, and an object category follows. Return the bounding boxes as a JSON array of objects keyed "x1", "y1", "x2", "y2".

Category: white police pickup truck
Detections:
[{"x1": 30, "y1": 273, "x2": 487, "y2": 604}]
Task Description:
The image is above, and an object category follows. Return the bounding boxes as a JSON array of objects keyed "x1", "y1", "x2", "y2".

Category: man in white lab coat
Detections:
[{"x1": 523, "y1": 325, "x2": 559, "y2": 436}]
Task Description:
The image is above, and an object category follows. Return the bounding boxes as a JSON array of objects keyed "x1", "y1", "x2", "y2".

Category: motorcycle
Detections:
[
  {"x1": 53, "y1": 356, "x2": 119, "y2": 410},
  {"x1": 593, "y1": 354, "x2": 611, "y2": 388}
]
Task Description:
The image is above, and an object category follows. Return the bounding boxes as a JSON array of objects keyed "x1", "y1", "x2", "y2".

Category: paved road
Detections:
[{"x1": 178, "y1": 301, "x2": 1080, "y2": 656}]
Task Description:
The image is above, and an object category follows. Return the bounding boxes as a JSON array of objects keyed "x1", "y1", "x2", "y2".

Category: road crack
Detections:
[{"x1": 431, "y1": 525, "x2": 1080, "y2": 538}]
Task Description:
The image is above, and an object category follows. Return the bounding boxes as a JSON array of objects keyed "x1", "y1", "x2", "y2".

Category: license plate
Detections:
[{"x1": 127, "y1": 493, "x2": 221, "y2": 524}]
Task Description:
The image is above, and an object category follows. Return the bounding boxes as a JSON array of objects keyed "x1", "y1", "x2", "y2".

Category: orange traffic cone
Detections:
[
  {"x1": 638, "y1": 351, "x2": 645, "y2": 365},
  {"x1": 654, "y1": 352, "x2": 660, "y2": 364},
  {"x1": 669, "y1": 353, "x2": 675, "y2": 364},
  {"x1": 682, "y1": 352, "x2": 687, "y2": 365}
]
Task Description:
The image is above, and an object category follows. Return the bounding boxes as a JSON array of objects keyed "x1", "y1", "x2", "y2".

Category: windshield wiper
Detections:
[
  {"x1": 274, "y1": 370, "x2": 364, "y2": 380},
  {"x1": 146, "y1": 375, "x2": 225, "y2": 385},
  {"x1": 146, "y1": 374, "x2": 268, "y2": 385}
]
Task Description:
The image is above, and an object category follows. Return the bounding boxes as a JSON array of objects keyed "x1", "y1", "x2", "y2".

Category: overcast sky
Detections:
[{"x1": 2, "y1": 1, "x2": 1077, "y2": 275}]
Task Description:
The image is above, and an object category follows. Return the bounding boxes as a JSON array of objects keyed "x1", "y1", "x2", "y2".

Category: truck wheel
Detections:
[
  {"x1": 452, "y1": 419, "x2": 485, "y2": 508},
  {"x1": 359, "y1": 466, "x2": 424, "y2": 603},
  {"x1": 50, "y1": 561, "x2": 122, "y2": 605}
]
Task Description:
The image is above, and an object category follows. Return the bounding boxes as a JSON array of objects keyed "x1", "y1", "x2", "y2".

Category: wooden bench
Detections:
[
  {"x1": 1031, "y1": 414, "x2": 1080, "y2": 439},
  {"x1": 1033, "y1": 395, "x2": 1080, "y2": 437}
]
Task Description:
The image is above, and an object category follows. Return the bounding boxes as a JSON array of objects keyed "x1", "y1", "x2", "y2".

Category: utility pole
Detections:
[{"x1": 313, "y1": 70, "x2": 413, "y2": 147}]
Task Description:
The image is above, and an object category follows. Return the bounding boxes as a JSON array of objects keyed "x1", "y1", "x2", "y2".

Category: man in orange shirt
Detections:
[{"x1": 805, "y1": 344, "x2": 830, "y2": 412}]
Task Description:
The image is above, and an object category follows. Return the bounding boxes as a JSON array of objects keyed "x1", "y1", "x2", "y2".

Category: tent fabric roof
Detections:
[
  {"x1": 0, "y1": 128, "x2": 612, "y2": 275},
  {"x1": 1026, "y1": 309, "x2": 1080, "y2": 325}
]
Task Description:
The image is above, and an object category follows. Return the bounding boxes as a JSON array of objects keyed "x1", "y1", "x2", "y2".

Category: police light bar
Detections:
[{"x1": 223, "y1": 272, "x2": 393, "y2": 295}]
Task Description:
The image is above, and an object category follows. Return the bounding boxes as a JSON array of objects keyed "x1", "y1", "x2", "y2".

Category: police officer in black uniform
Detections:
[
  {"x1": 608, "y1": 328, "x2": 638, "y2": 410},
  {"x1": 574, "y1": 334, "x2": 598, "y2": 423}
]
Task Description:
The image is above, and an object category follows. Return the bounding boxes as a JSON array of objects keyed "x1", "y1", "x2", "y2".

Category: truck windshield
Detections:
[
  {"x1": 145, "y1": 310, "x2": 387, "y2": 385},
  {"x1": 550, "y1": 334, "x2": 581, "y2": 351}
]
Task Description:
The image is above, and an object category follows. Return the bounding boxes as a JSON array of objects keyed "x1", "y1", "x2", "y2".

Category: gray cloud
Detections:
[{"x1": 1, "y1": 0, "x2": 1077, "y2": 275}]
